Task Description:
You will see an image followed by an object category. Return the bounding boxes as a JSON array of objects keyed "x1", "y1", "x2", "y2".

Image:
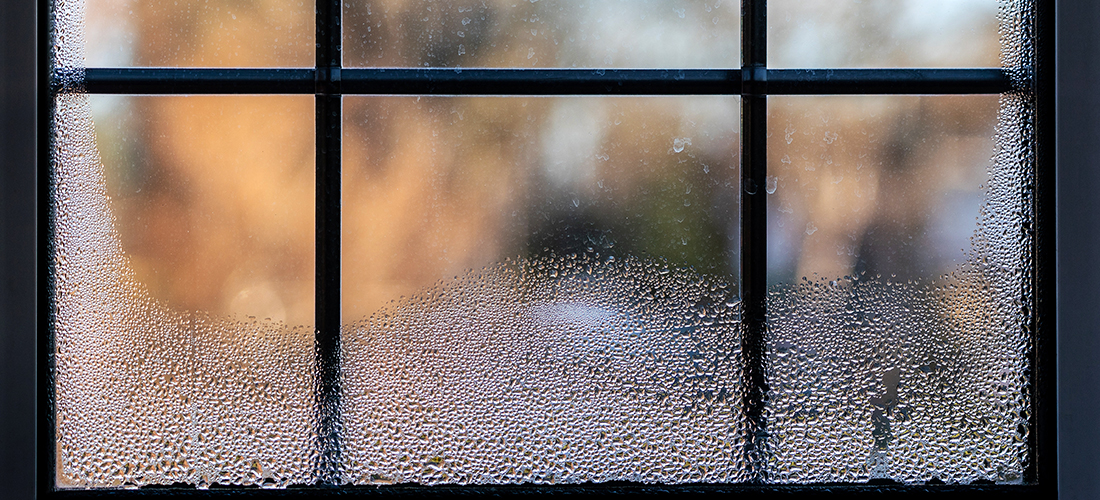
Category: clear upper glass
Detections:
[
  {"x1": 769, "y1": 0, "x2": 1001, "y2": 68},
  {"x1": 84, "y1": 0, "x2": 314, "y2": 67},
  {"x1": 343, "y1": 0, "x2": 741, "y2": 68},
  {"x1": 91, "y1": 95, "x2": 316, "y2": 324}
]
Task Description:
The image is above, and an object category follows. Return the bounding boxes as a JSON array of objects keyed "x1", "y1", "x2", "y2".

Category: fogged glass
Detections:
[
  {"x1": 764, "y1": 96, "x2": 1029, "y2": 483},
  {"x1": 84, "y1": 0, "x2": 313, "y2": 67},
  {"x1": 340, "y1": 96, "x2": 747, "y2": 484},
  {"x1": 343, "y1": 0, "x2": 740, "y2": 68},
  {"x1": 769, "y1": 0, "x2": 1001, "y2": 68},
  {"x1": 55, "y1": 95, "x2": 317, "y2": 488}
]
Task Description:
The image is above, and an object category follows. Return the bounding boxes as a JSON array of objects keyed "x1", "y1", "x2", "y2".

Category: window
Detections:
[{"x1": 42, "y1": 0, "x2": 1055, "y2": 496}]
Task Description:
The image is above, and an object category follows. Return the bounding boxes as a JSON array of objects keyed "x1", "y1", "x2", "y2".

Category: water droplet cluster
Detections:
[
  {"x1": 55, "y1": 96, "x2": 748, "y2": 487},
  {"x1": 51, "y1": 0, "x2": 85, "y2": 91},
  {"x1": 53, "y1": 95, "x2": 319, "y2": 488},
  {"x1": 765, "y1": 271, "x2": 1028, "y2": 484},
  {"x1": 51, "y1": 0, "x2": 1036, "y2": 487},
  {"x1": 764, "y1": 1, "x2": 1036, "y2": 483},
  {"x1": 342, "y1": 253, "x2": 747, "y2": 484}
]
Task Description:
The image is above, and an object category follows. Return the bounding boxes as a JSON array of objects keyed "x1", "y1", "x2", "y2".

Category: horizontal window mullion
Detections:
[
  {"x1": 340, "y1": 68, "x2": 738, "y2": 95},
  {"x1": 766, "y1": 68, "x2": 1013, "y2": 94},
  {"x1": 66, "y1": 68, "x2": 1011, "y2": 96},
  {"x1": 41, "y1": 483, "x2": 1049, "y2": 497},
  {"x1": 76, "y1": 68, "x2": 316, "y2": 94}
]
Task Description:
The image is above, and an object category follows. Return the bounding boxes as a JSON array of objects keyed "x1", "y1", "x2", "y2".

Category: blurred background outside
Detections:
[{"x1": 85, "y1": 0, "x2": 1000, "y2": 326}]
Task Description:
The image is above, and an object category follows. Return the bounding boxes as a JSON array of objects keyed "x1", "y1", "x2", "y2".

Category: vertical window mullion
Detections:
[
  {"x1": 1031, "y1": 0, "x2": 1057, "y2": 488},
  {"x1": 315, "y1": 0, "x2": 343, "y2": 483},
  {"x1": 42, "y1": 0, "x2": 59, "y2": 491},
  {"x1": 740, "y1": 0, "x2": 769, "y2": 482}
]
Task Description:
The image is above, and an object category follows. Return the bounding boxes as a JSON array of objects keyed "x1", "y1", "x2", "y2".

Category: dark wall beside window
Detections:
[
  {"x1": 0, "y1": 0, "x2": 37, "y2": 498},
  {"x1": 1056, "y1": 1, "x2": 1100, "y2": 499}
]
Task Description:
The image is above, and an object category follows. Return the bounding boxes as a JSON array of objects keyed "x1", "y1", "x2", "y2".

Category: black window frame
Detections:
[{"x1": 38, "y1": 0, "x2": 1057, "y2": 497}]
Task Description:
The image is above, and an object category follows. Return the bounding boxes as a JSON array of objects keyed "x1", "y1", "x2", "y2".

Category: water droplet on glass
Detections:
[{"x1": 672, "y1": 137, "x2": 691, "y2": 153}]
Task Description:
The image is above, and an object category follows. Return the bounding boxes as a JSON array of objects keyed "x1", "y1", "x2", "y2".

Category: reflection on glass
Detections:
[
  {"x1": 340, "y1": 97, "x2": 746, "y2": 484},
  {"x1": 344, "y1": 0, "x2": 740, "y2": 68},
  {"x1": 764, "y1": 96, "x2": 1029, "y2": 484},
  {"x1": 91, "y1": 95, "x2": 316, "y2": 325},
  {"x1": 85, "y1": 0, "x2": 314, "y2": 67},
  {"x1": 769, "y1": 0, "x2": 1001, "y2": 68}
]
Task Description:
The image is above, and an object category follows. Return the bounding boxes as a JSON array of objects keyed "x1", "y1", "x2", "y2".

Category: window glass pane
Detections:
[
  {"x1": 54, "y1": 95, "x2": 317, "y2": 488},
  {"x1": 343, "y1": 0, "x2": 740, "y2": 68},
  {"x1": 768, "y1": 0, "x2": 1001, "y2": 68},
  {"x1": 84, "y1": 0, "x2": 314, "y2": 67},
  {"x1": 340, "y1": 96, "x2": 746, "y2": 484},
  {"x1": 764, "y1": 95, "x2": 1029, "y2": 483},
  {"x1": 767, "y1": 96, "x2": 997, "y2": 283},
  {"x1": 92, "y1": 95, "x2": 316, "y2": 325}
]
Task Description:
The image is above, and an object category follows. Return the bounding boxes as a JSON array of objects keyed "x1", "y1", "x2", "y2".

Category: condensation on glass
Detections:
[
  {"x1": 83, "y1": 0, "x2": 313, "y2": 67},
  {"x1": 769, "y1": 0, "x2": 1001, "y2": 68},
  {"x1": 54, "y1": 2, "x2": 318, "y2": 484},
  {"x1": 756, "y1": 0, "x2": 1037, "y2": 484},
  {"x1": 343, "y1": 0, "x2": 741, "y2": 68},
  {"x1": 52, "y1": 0, "x2": 1037, "y2": 489},
  {"x1": 762, "y1": 95, "x2": 1029, "y2": 483},
  {"x1": 340, "y1": 96, "x2": 745, "y2": 484},
  {"x1": 55, "y1": 88, "x2": 321, "y2": 491}
]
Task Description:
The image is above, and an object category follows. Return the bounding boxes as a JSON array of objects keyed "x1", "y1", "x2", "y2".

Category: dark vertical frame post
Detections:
[
  {"x1": 740, "y1": 0, "x2": 768, "y2": 483},
  {"x1": 1031, "y1": 0, "x2": 1056, "y2": 492},
  {"x1": 315, "y1": 0, "x2": 343, "y2": 484},
  {"x1": 40, "y1": 0, "x2": 58, "y2": 493}
]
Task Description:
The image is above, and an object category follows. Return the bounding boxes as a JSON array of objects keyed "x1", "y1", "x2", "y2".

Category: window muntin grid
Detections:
[{"x1": 44, "y1": 0, "x2": 1052, "y2": 493}]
